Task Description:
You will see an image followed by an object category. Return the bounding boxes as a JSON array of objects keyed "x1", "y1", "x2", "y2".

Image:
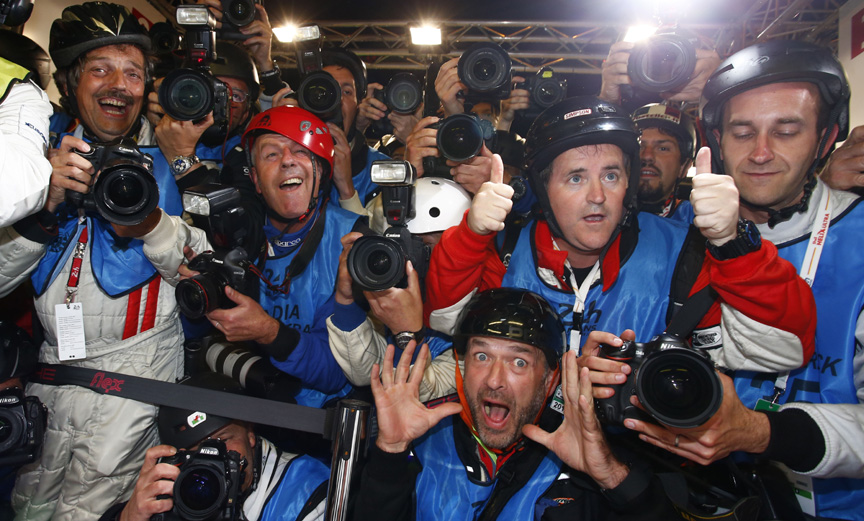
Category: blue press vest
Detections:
[
  {"x1": 257, "y1": 205, "x2": 360, "y2": 408},
  {"x1": 413, "y1": 416, "x2": 564, "y2": 520},
  {"x1": 261, "y1": 454, "x2": 329, "y2": 521},
  {"x1": 501, "y1": 213, "x2": 689, "y2": 351},
  {"x1": 734, "y1": 198, "x2": 864, "y2": 520}
]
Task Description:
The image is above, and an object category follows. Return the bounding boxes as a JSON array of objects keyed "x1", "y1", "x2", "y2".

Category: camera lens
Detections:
[
  {"x1": 459, "y1": 43, "x2": 511, "y2": 94},
  {"x1": 176, "y1": 466, "x2": 224, "y2": 516},
  {"x1": 176, "y1": 275, "x2": 222, "y2": 319},
  {"x1": 0, "y1": 410, "x2": 23, "y2": 454},
  {"x1": 628, "y1": 33, "x2": 696, "y2": 93},
  {"x1": 635, "y1": 349, "x2": 722, "y2": 428},
  {"x1": 386, "y1": 73, "x2": 422, "y2": 114},
  {"x1": 224, "y1": 0, "x2": 255, "y2": 27},
  {"x1": 159, "y1": 69, "x2": 216, "y2": 122},
  {"x1": 437, "y1": 114, "x2": 484, "y2": 162},
  {"x1": 93, "y1": 166, "x2": 159, "y2": 226},
  {"x1": 347, "y1": 236, "x2": 406, "y2": 292},
  {"x1": 534, "y1": 78, "x2": 565, "y2": 108},
  {"x1": 298, "y1": 71, "x2": 342, "y2": 118}
]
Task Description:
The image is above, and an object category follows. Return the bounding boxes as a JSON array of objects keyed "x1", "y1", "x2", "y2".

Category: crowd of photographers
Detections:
[{"x1": 0, "y1": 0, "x2": 863, "y2": 520}]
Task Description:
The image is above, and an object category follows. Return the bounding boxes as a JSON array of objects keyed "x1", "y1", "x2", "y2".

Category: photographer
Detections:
[
  {"x1": 101, "y1": 373, "x2": 329, "y2": 521},
  {"x1": 328, "y1": 177, "x2": 473, "y2": 401}
]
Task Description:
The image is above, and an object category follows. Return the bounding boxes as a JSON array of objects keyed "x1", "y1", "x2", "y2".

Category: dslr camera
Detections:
[
  {"x1": 293, "y1": 25, "x2": 343, "y2": 126},
  {"x1": 627, "y1": 27, "x2": 700, "y2": 94},
  {"x1": 152, "y1": 439, "x2": 245, "y2": 521},
  {"x1": 175, "y1": 185, "x2": 257, "y2": 319},
  {"x1": 370, "y1": 72, "x2": 423, "y2": 136},
  {"x1": 458, "y1": 42, "x2": 512, "y2": 101},
  {"x1": 67, "y1": 137, "x2": 158, "y2": 226},
  {"x1": 514, "y1": 66, "x2": 567, "y2": 121},
  {"x1": 158, "y1": 5, "x2": 230, "y2": 130},
  {"x1": 594, "y1": 334, "x2": 723, "y2": 428},
  {"x1": 421, "y1": 112, "x2": 497, "y2": 178},
  {"x1": 218, "y1": 0, "x2": 261, "y2": 41},
  {"x1": 0, "y1": 388, "x2": 47, "y2": 467},
  {"x1": 347, "y1": 161, "x2": 431, "y2": 291}
]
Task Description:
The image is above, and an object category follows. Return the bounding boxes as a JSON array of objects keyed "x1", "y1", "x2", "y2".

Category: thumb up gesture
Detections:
[
  {"x1": 466, "y1": 147, "x2": 514, "y2": 235},
  {"x1": 690, "y1": 147, "x2": 740, "y2": 246}
]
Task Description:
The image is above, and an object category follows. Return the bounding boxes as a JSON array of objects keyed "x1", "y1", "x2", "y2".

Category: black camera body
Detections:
[
  {"x1": 218, "y1": 0, "x2": 261, "y2": 41},
  {"x1": 152, "y1": 439, "x2": 245, "y2": 521},
  {"x1": 293, "y1": 28, "x2": 343, "y2": 127},
  {"x1": 373, "y1": 72, "x2": 423, "y2": 115},
  {"x1": 627, "y1": 28, "x2": 699, "y2": 94},
  {"x1": 514, "y1": 67, "x2": 567, "y2": 119},
  {"x1": 176, "y1": 248, "x2": 257, "y2": 320},
  {"x1": 420, "y1": 113, "x2": 497, "y2": 177},
  {"x1": 67, "y1": 138, "x2": 158, "y2": 226},
  {"x1": 0, "y1": 387, "x2": 47, "y2": 466},
  {"x1": 458, "y1": 42, "x2": 512, "y2": 101},
  {"x1": 159, "y1": 6, "x2": 230, "y2": 129},
  {"x1": 594, "y1": 334, "x2": 723, "y2": 429}
]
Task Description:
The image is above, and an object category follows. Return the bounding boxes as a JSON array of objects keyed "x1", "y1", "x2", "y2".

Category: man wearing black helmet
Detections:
[
  {"x1": 625, "y1": 40, "x2": 864, "y2": 521},
  {"x1": 101, "y1": 373, "x2": 329, "y2": 521},
  {"x1": 353, "y1": 288, "x2": 680, "y2": 520},
  {"x1": 426, "y1": 95, "x2": 815, "y2": 376},
  {"x1": 631, "y1": 103, "x2": 697, "y2": 218}
]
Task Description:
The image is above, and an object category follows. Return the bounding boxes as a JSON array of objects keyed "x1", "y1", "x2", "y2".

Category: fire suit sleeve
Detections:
[
  {"x1": 327, "y1": 301, "x2": 386, "y2": 388},
  {"x1": 139, "y1": 210, "x2": 212, "y2": 286},
  {"x1": 0, "y1": 225, "x2": 47, "y2": 298},
  {"x1": 700, "y1": 240, "x2": 816, "y2": 372},
  {"x1": 424, "y1": 212, "x2": 507, "y2": 326}
]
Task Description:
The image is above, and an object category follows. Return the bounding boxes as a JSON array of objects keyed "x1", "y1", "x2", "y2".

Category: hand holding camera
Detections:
[
  {"x1": 434, "y1": 57, "x2": 466, "y2": 117},
  {"x1": 466, "y1": 149, "x2": 512, "y2": 235},
  {"x1": 46, "y1": 135, "x2": 95, "y2": 214},
  {"x1": 120, "y1": 445, "x2": 180, "y2": 521}
]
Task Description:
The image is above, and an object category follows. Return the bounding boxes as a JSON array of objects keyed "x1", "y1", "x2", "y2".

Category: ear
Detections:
[
  {"x1": 247, "y1": 428, "x2": 256, "y2": 449},
  {"x1": 819, "y1": 124, "x2": 841, "y2": 159},
  {"x1": 249, "y1": 165, "x2": 262, "y2": 194}
]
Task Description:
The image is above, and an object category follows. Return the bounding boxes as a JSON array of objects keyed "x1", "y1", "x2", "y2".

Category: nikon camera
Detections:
[
  {"x1": 348, "y1": 161, "x2": 430, "y2": 291},
  {"x1": 152, "y1": 439, "x2": 245, "y2": 521},
  {"x1": 0, "y1": 387, "x2": 47, "y2": 467},
  {"x1": 594, "y1": 334, "x2": 723, "y2": 428},
  {"x1": 68, "y1": 137, "x2": 158, "y2": 226}
]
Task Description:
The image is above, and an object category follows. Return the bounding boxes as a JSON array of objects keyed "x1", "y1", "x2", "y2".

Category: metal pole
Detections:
[{"x1": 325, "y1": 399, "x2": 370, "y2": 521}]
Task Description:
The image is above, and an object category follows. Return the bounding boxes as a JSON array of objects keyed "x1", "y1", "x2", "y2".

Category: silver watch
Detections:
[{"x1": 170, "y1": 154, "x2": 200, "y2": 176}]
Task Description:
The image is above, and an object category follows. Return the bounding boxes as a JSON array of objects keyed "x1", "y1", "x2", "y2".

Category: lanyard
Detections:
[
  {"x1": 555, "y1": 238, "x2": 600, "y2": 353},
  {"x1": 64, "y1": 223, "x2": 89, "y2": 306}
]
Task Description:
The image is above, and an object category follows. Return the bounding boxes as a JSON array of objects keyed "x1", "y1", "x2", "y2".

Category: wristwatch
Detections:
[
  {"x1": 170, "y1": 154, "x2": 200, "y2": 176},
  {"x1": 707, "y1": 218, "x2": 762, "y2": 261},
  {"x1": 394, "y1": 328, "x2": 425, "y2": 350}
]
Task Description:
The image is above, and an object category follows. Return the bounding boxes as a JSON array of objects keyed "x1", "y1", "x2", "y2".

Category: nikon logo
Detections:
[
  {"x1": 199, "y1": 447, "x2": 219, "y2": 456},
  {"x1": 0, "y1": 396, "x2": 18, "y2": 405},
  {"x1": 659, "y1": 342, "x2": 678, "y2": 351}
]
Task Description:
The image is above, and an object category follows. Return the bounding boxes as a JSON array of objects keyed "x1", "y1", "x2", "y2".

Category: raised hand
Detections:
[
  {"x1": 466, "y1": 148, "x2": 512, "y2": 235},
  {"x1": 690, "y1": 147, "x2": 740, "y2": 246}
]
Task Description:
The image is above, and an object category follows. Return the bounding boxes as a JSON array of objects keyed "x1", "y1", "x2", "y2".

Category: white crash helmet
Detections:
[{"x1": 367, "y1": 177, "x2": 472, "y2": 235}]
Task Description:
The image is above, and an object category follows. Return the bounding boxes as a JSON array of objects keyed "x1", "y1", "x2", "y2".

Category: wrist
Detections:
[
  {"x1": 376, "y1": 437, "x2": 410, "y2": 454},
  {"x1": 258, "y1": 317, "x2": 280, "y2": 345},
  {"x1": 594, "y1": 459, "x2": 631, "y2": 491}
]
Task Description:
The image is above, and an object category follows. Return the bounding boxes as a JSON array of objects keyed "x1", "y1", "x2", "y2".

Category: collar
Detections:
[{"x1": 533, "y1": 219, "x2": 626, "y2": 292}]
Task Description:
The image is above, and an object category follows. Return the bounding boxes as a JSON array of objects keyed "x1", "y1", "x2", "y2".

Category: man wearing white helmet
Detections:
[{"x1": 329, "y1": 177, "x2": 471, "y2": 401}]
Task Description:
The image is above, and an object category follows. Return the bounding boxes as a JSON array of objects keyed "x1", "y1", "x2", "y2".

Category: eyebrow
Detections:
[
  {"x1": 471, "y1": 338, "x2": 535, "y2": 356},
  {"x1": 728, "y1": 116, "x2": 805, "y2": 127}
]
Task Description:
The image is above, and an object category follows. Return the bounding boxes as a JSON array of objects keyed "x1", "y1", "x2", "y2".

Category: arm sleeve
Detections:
[
  {"x1": 260, "y1": 294, "x2": 349, "y2": 394},
  {"x1": 0, "y1": 81, "x2": 52, "y2": 228},
  {"x1": 424, "y1": 213, "x2": 507, "y2": 324},
  {"x1": 351, "y1": 444, "x2": 418, "y2": 521},
  {"x1": 139, "y1": 210, "x2": 212, "y2": 286},
  {"x1": 0, "y1": 225, "x2": 47, "y2": 298},
  {"x1": 702, "y1": 240, "x2": 816, "y2": 372},
  {"x1": 327, "y1": 301, "x2": 385, "y2": 387}
]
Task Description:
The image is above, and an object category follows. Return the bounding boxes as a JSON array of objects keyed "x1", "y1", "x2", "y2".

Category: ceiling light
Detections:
[
  {"x1": 623, "y1": 24, "x2": 658, "y2": 43},
  {"x1": 410, "y1": 26, "x2": 442, "y2": 46}
]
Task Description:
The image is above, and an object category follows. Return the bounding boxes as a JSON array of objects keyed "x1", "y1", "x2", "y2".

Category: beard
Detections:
[
  {"x1": 467, "y1": 382, "x2": 549, "y2": 450},
  {"x1": 637, "y1": 179, "x2": 668, "y2": 205}
]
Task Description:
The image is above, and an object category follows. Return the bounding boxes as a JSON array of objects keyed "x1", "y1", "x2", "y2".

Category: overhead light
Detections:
[
  {"x1": 623, "y1": 24, "x2": 658, "y2": 43},
  {"x1": 410, "y1": 26, "x2": 442, "y2": 46}
]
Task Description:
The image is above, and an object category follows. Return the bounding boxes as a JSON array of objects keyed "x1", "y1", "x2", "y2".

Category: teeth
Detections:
[
  {"x1": 100, "y1": 99, "x2": 127, "y2": 107},
  {"x1": 280, "y1": 178, "x2": 302, "y2": 187}
]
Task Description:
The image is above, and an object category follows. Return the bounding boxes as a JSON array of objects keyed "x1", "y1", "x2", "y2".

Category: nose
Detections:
[
  {"x1": 105, "y1": 68, "x2": 129, "y2": 91},
  {"x1": 748, "y1": 133, "x2": 775, "y2": 165},
  {"x1": 640, "y1": 144, "x2": 654, "y2": 165},
  {"x1": 485, "y1": 359, "x2": 507, "y2": 391},
  {"x1": 280, "y1": 147, "x2": 299, "y2": 168},
  {"x1": 586, "y1": 176, "x2": 607, "y2": 205}
]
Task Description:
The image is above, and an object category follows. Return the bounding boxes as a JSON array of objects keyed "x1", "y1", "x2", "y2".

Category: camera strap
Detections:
[{"x1": 31, "y1": 363, "x2": 335, "y2": 438}]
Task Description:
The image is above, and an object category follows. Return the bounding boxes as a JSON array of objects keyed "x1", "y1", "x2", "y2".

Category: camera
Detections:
[
  {"x1": 347, "y1": 161, "x2": 431, "y2": 291},
  {"x1": 67, "y1": 138, "x2": 158, "y2": 226},
  {"x1": 149, "y1": 21, "x2": 183, "y2": 55},
  {"x1": 594, "y1": 334, "x2": 723, "y2": 428},
  {"x1": 514, "y1": 66, "x2": 567, "y2": 119},
  {"x1": 158, "y1": 6, "x2": 230, "y2": 129},
  {"x1": 175, "y1": 185, "x2": 257, "y2": 319},
  {"x1": 0, "y1": 388, "x2": 47, "y2": 466},
  {"x1": 627, "y1": 28, "x2": 699, "y2": 94},
  {"x1": 218, "y1": 0, "x2": 261, "y2": 41},
  {"x1": 152, "y1": 439, "x2": 245, "y2": 521},
  {"x1": 292, "y1": 25, "x2": 344, "y2": 126},
  {"x1": 436, "y1": 113, "x2": 496, "y2": 162},
  {"x1": 374, "y1": 72, "x2": 423, "y2": 115},
  {"x1": 0, "y1": 0, "x2": 33, "y2": 26},
  {"x1": 458, "y1": 42, "x2": 512, "y2": 101}
]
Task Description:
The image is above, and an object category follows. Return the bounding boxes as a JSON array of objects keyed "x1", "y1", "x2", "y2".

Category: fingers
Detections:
[
  {"x1": 694, "y1": 147, "x2": 712, "y2": 175},
  {"x1": 521, "y1": 423, "x2": 553, "y2": 448},
  {"x1": 394, "y1": 339, "x2": 417, "y2": 384},
  {"x1": 380, "y1": 344, "x2": 396, "y2": 387},
  {"x1": 490, "y1": 152, "x2": 504, "y2": 185},
  {"x1": 407, "y1": 343, "x2": 429, "y2": 387}
]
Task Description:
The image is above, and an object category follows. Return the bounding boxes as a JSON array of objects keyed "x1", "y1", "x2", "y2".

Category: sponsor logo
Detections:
[
  {"x1": 563, "y1": 108, "x2": 592, "y2": 120},
  {"x1": 300, "y1": 120, "x2": 311, "y2": 132},
  {"x1": 187, "y1": 411, "x2": 207, "y2": 428},
  {"x1": 89, "y1": 372, "x2": 125, "y2": 393},
  {"x1": 199, "y1": 446, "x2": 220, "y2": 456}
]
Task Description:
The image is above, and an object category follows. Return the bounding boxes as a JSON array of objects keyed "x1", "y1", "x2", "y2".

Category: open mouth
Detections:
[
  {"x1": 640, "y1": 168, "x2": 659, "y2": 178},
  {"x1": 583, "y1": 214, "x2": 606, "y2": 223},
  {"x1": 483, "y1": 400, "x2": 511, "y2": 428},
  {"x1": 98, "y1": 98, "x2": 129, "y2": 116},
  {"x1": 280, "y1": 178, "x2": 303, "y2": 190}
]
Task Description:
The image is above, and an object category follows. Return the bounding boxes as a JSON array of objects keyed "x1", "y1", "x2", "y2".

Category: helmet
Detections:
[
  {"x1": 407, "y1": 178, "x2": 471, "y2": 234},
  {"x1": 701, "y1": 40, "x2": 849, "y2": 141},
  {"x1": 0, "y1": 31, "x2": 51, "y2": 89},
  {"x1": 243, "y1": 105, "x2": 335, "y2": 178},
  {"x1": 0, "y1": 0, "x2": 33, "y2": 27},
  {"x1": 49, "y1": 2, "x2": 151, "y2": 69},
  {"x1": 211, "y1": 41, "x2": 260, "y2": 103},
  {"x1": 0, "y1": 321, "x2": 37, "y2": 380},
  {"x1": 523, "y1": 96, "x2": 641, "y2": 241},
  {"x1": 157, "y1": 373, "x2": 244, "y2": 449},
  {"x1": 322, "y1": 47, "x2": 368, "y2": 99},
  {"x1": 454, "y1": 288, "x2": 565, "y2": 370},
  {"x1": 632, "y1": 103, "x2": 697, "y2": 162}
]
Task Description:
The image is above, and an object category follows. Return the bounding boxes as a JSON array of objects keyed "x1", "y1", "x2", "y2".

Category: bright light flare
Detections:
[
  {"x1": 410, "y1": 26, "x2": 442, "y2": 46},
  {"x1": 623, "y1": 24, "x2": 658, "y2": 43}
]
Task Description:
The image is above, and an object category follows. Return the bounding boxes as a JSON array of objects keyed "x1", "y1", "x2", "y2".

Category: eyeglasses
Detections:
[{"x1": 231, "y1": 89, "x2": 250, "y2": 104}]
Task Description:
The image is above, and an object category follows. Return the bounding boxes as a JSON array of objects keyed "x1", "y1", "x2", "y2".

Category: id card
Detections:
[{"x1": 55, "y1": 303, "x2": 87, "y2": 360}]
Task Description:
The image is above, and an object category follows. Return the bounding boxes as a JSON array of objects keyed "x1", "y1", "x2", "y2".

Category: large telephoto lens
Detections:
[
  {"x1": 385, "y1": 73, "x2": 422, "y2": 114},
  {"x1": 298, "y1": 71, "x2": 342, "y2": 119},
  {"x1": 628, "y1": 33, "x2": 696, "y2": 93},
  {"x1": 176, "y1": 274, "x2": 223, "y2": 319},
  {"x1": 93, "y1": 165, "x2": 159, "y2": 226},
  {"x1": 437, "y1": 114, "x2": 484, "y2": 162},
  {"x1": 458, "y1": 43, "x2": 512, "y2": 94},
  {"x1": 347, "y1": 236, "x2": 407, "y2": 292},
  {"x1": 635, "y1": 348, "x2": 722, "y2": 428},
  {"x1": 159, "y1": 69, "x2": 216, "y2": 121},
  {"x1": 175, "y1": 465, "x2": 225, "y2": 519}
]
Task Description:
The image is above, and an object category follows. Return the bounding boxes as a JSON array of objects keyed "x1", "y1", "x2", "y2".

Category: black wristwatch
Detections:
[
  {"x1": 394, "y1": 328, "x2": 425, "y2": 350},
  {"x1": 707, "y1": 218, "x2": 762, "y2": 261}
]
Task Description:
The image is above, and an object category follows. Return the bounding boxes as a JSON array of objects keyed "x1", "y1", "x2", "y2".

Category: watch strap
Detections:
[
  {"x1": 394, "y1": 328, "x2": 425, "y2": 350},
  {"x1": 170, "y1": 154, "x2": 200, "y2": 176},
  {"x1": 707, "y1": 218, "x2": 761, "y2": 261}
]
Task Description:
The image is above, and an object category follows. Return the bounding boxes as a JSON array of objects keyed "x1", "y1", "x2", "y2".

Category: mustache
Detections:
[{"x1": 94, "y1": 89, "x2": 135, "y2": 105}]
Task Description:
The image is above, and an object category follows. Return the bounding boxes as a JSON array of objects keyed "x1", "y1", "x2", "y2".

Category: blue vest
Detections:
[
  {"x1": 413, "y1": 416, "x2": 563, "y2": 520},
  {"x1": 734, "y1": 198, "x2": 864, "y2": 520},
  {"x1": 257, "y1": 205, "x2": 359, "y2": 408},
  {"x1": 330, "y1": 145, "x2": 390, "y2": 205},
  {"x1": 501, "y1": 213, "x2": 689, "y2": 351},
  {"x1": 261, "y1": 454, "x2": 329, "y2": 521}
]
